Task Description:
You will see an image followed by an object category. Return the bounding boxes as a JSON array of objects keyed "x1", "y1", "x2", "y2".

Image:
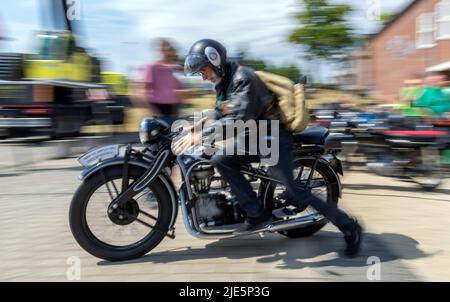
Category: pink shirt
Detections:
[{"x1": 145, "y1": 61, "x2": 182, "y2": 104}]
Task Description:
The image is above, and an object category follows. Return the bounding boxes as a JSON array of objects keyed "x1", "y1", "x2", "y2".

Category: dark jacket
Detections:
[{"x1": 203, "y1": 61, "x2": 282, "y2": 143}]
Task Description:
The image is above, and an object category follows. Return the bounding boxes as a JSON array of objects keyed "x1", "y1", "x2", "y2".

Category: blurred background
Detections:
[
  {"x1": 0, "y1": 0, "x2": 450, "y2": 281},
  {"x1": 1, "y1": 0, "x2": 450, "y2": 189}
]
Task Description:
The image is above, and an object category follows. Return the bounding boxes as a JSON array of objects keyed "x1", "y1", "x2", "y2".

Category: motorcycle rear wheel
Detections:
[{"x1": 263, "y1": 158, "x2": 340, "y2": 238}]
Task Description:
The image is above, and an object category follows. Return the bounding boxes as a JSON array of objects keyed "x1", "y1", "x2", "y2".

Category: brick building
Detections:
[{"x1": 353, "y1": 0, "x2": 450, "y2": 100}]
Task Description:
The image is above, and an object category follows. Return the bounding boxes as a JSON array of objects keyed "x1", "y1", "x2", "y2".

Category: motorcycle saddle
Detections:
[{"x1": 293, "y1": 125, "x2": 330, "y2": 145}]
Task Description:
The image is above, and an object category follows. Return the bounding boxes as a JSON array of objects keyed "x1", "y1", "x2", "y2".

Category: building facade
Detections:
[{"x1": 355, "y1": 0, "x2": 450, "y2": 100}]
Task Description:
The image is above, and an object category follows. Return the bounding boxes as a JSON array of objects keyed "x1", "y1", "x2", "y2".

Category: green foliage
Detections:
[
  {"x1": 266, "y1": 65, "x2": 302, "y2": 83},
  {"x1": 379, "y1": 12, "x2": 396, "y2": 24},
  {"x1": 240, "y1": 57, "x2": 301, "y2": 83},
  {"x1": 237, "y1": 44, "x2": 302, "y2": 83},
  {"x1": 289, "y1": 0, "x2": 354, "y2": 59},
  {"x1": 241, "y1": 59, "x2": 268, "y2": 72}
]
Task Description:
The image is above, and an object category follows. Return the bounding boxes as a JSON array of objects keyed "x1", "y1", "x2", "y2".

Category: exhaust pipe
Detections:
[
  {"x1": 180, "y1": 189, "x2": 325, "y2": 238},
  {"x1": 265, "y1": 213, "x2": 324, "y2": 233}
]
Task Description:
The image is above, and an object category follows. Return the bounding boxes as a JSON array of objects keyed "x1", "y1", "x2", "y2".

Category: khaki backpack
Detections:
[{"x1": 255, "y1": 71, "x2": 309, "y2": 133}]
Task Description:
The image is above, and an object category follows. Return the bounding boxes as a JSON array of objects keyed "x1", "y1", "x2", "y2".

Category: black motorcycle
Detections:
[{"x1": 69, "y1": 119, "x2": 344, "y2": 261}]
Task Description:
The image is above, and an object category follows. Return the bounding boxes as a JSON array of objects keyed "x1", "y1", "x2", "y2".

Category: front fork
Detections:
[
  {"x1": 102, "y1": 145, "x2": 175, "y2": 239},
  {"x1": 107, "y1": 148, "x2": 170, "y2": 209}
]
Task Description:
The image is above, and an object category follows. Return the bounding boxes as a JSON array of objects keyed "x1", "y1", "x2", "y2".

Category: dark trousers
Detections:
[{"x1": 210, "y1": 127, "x2": 355, "y2": 235}]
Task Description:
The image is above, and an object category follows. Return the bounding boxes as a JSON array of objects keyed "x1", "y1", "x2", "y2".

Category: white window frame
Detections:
[
  {"x1": 435, "y1": 0, "x2": 450, "y2": 40},
  {"x1": 416, "y1": 13, "x2": 436, "y2": 49}
]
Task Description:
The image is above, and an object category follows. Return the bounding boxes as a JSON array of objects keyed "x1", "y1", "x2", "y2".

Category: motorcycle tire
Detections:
[{"x1": 69, "y1": 165, "x2": 173, "y2": 261}]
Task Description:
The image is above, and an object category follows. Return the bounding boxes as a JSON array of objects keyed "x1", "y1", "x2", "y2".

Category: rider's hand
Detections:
[
  {"x1": 171, "y1": 131, "x2": 201, "y2": 155},
  {"x1": 219, "y1": 101, "x2": 229, "y2": 113}
]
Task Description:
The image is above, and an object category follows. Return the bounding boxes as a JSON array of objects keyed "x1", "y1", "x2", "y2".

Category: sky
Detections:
[{"x1": 0, "y1": 0, "x2": 412, "y2": 82}]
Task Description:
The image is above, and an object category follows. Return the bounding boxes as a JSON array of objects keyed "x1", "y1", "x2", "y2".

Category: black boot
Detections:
[
  {"x1": 344, "y1": 219, "x2": 363, "y2": 257},
  {"x1": 235, "y1": 209, "x2": 274, "y2": 233}
]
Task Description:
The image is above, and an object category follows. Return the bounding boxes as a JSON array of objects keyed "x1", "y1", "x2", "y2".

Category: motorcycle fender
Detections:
[
  {"x1": 328, "y1": 156, "x2": 344, "y2": 176},
  {"x1": 318, "y1": 157, "x2": 343, "y2": 198},
  {"x1": 79, "y1": 157, "x2": 179, "y2": 230}
]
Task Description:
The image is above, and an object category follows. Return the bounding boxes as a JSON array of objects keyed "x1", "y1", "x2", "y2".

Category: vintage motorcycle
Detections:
[{"x1": 69, "y1": 118, "x2": 345, "y2": 261}]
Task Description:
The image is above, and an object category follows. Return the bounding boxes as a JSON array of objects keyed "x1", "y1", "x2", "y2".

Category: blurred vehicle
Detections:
[
  {"x1": 433, "y1": 112, "x2": 450, "y2": 166},
  {"x1": 0, "y1": 1, "x2": 125, "y2": 139},
  {"x1": 365, "y1": 127, "x2": 448, "y2": 191},
  {"x1": 335, "y1": 110, "x2": 449, "y2": 190}
]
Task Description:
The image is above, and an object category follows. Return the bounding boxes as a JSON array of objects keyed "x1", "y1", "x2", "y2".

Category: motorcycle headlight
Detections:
[
  {"x1": 139, "y1": 117, "x2": 167, "y2": 144},
  {"x1": 139, "y1": 126, "x2": 149, "y2": 144}
]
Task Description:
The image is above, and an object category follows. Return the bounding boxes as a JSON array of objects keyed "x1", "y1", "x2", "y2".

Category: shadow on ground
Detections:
[{"x1": 98, "y1": 230, "x2": 433, "y2": 279}]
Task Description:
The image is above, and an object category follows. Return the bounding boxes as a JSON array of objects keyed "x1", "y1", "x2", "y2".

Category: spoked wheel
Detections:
[
  {"x1": 263, "y1": 158, "x2": 340, "y2": 238},
  {"x1": 69, "y1": 165, "x2": 172, "y2": 261},
  {"x1": 410, "y1": 149, "x2": 443, "y2": 191}
]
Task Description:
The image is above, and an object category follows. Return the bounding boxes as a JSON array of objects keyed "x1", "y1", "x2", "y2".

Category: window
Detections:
[
  {"x1": 416, "y1": 13, "x2": 435, "y2": 48},
  {"x1": 436, "y1": 0, "x2": 450, "y2": 39}
]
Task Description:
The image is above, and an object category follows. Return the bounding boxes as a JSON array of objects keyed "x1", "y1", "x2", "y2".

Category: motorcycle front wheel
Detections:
[{"x1": 69, "y1": 165, "x2": 173, "y2": 261}]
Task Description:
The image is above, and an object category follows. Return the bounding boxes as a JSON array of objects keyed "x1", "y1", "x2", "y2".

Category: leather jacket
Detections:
[{"x1": 203, "y1": 61, "x2": 283, "y2": 142}]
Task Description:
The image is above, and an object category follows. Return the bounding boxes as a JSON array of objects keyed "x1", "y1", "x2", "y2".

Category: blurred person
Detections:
[
  {"x1": 400, "y1": 79, "x2": 423, "y2": 102},
  {"x1": 399, "y1": 79, "x2": 425, "y2": 118},
  {"x1": 144, "y1": 38, "x2": 183, "y2": 119},
  {"x1": 413, "y1": 73, "x2": 450, "y2": 119},
  {"x1": 176, "y1": 39, "x2": 362, "y2": 257}
]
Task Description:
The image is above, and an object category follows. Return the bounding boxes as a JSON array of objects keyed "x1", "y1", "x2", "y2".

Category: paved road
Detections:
[{"x1": 0, "y1": 145, "x2": 449, "y2": 281}]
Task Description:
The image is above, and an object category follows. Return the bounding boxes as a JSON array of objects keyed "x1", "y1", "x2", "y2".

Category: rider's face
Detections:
[{"x1": 200, "y1": 66, "x2": 221, "y2": 84}]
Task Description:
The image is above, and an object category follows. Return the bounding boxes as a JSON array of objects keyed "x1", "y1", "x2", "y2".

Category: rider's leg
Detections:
[
  {"x1": 210, "y1": 154, "x2": 266, "y2": 219},
  {"x1": 267, "y1": 127, "x2": 357, "y2": 235}
]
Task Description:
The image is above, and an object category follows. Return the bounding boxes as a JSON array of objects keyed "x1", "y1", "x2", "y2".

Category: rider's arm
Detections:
[{"x1": 202, "y1": 75, "x2": 265, "y2": 142}]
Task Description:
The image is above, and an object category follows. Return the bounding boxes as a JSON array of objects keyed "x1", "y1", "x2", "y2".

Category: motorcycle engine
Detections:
[{"x1": 189, "y1": 164, "x2": 243, "y2": 227}]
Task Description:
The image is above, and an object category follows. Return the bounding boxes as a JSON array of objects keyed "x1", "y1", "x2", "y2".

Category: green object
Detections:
[
  {"x1": 442, "y1": 87, "x2": 450, "y2": 99},
  {"x1": 401, "y1": 104, "x2": 426, "y2": 117},
  {"x1": 440, "y1": 149, "x2": 450, "y2": 165},
  {"x1": 400, "y1": 100, "x2": 427, "y2": 117},
  {"x1": 400, "y1": 87, "x2": 423, "y2": 100},
  {"x1": 413, "y1": 87, "x2": 450, "y2": 118},
  {"x1": 101, "y1": 72, "x2": 128, "y2": 96},
  {"x1": 288, "y1": 0, "x2": 354, "y2": 59}
]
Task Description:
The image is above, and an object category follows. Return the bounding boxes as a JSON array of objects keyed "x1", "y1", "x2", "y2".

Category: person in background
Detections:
[
  {"x1": 413, "y1": 73, "x2": 450, "y2": 119},
  {"x1": 399, "y1": 79, "x2": 424, "y2": 118},
  {"x1": 144, "y1": 38, "x2": 183, "y2": 120}
]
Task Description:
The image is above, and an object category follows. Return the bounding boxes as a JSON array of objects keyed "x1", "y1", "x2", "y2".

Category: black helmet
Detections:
[
  {"x1": 184, "y1": 39, "x2": 227, "y2": 77},
  {"x1": 139, "y1": 117, "x2": 170, "y2": 144}
]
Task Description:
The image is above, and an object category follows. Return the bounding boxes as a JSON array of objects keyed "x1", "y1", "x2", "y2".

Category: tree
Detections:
[
  {"x1": 238, "y1": 50, "x2": 301, "y2": 83},
  {"x1": 289, "y1": 0, "x2": 354, "y2": 60},
  {"x1": 379, "y1": 12, "x2": 397, "y2": 25},
  {"x1": 266, "y1": 65, "x2": 302, "y2": 83}
]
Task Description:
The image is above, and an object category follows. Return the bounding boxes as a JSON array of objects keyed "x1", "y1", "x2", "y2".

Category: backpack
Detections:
[{"x1": 255, "y1": 70, "x2": 309, "y2": 133}]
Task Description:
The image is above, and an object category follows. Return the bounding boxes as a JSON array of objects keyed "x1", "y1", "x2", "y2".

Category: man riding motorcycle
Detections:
[{"x1": 174, "y1": 39, "x2": 362, "y2": 256}]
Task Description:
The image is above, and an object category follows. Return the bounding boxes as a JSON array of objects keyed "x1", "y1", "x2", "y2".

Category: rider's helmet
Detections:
[{"x1": 184, "y1": 39, "x2": 227, "y2": 77}]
